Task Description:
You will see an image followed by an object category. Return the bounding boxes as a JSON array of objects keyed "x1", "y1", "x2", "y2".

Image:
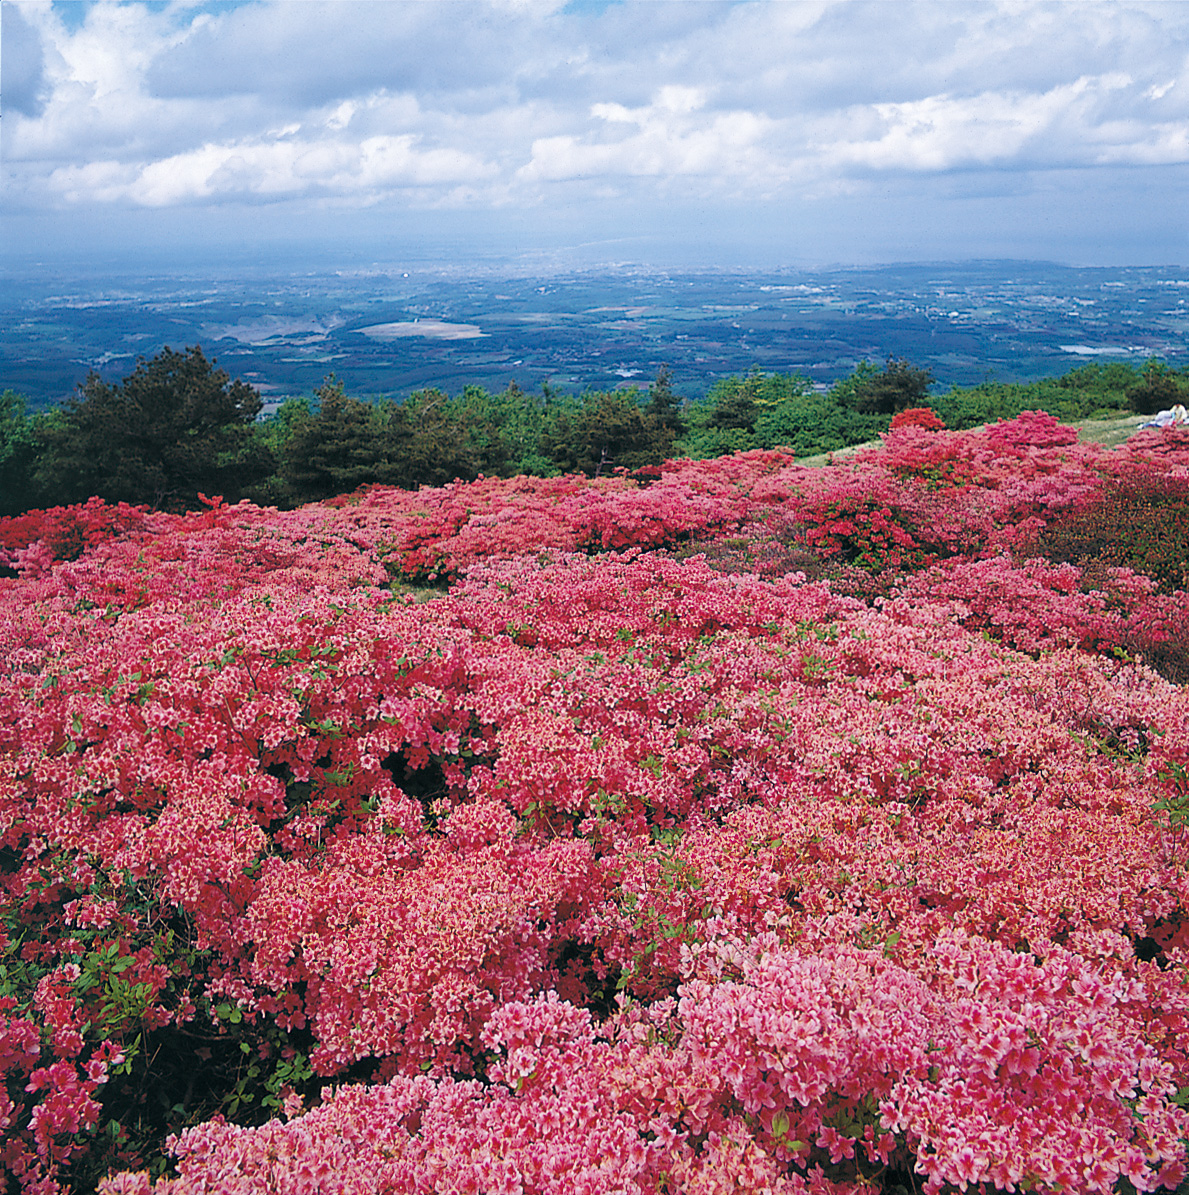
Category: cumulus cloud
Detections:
[
  {"x1": 48, "y1": 132, "x2": 494, "y2": 207},
  {"x1": 518, "y1": 86, "x2": 778, "y2": 185},
  {"x1": 3, "y1": 0, "x2": 1189, "y2": 252},
  {"x1": 816, "y1": 74, "x2": 1148, "y2": 174}
]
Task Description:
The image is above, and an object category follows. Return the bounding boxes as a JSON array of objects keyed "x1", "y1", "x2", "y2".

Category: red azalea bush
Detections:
[
  {"x1": 1, "y1": 414, "x2": 1188, "y2": 1195},
  {"x1": 0, "y1": 499, "x2": 154, "y2": 577},
  {"x1": 889, "y1": 406, "x2": 946, "y2": 433}
]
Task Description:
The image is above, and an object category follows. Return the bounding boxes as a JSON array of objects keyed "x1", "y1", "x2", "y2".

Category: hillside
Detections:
[
  {"x1": 795, "y1": 412, "x2": 1148, "y2": 468},
  {"x1": 1, "y1": 413, "x2": 1188, "y2": 1195}
]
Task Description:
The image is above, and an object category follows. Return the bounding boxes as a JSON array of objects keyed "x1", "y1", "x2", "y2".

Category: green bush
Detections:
[
  {"x1": 852, "y1": 357, "x2": 933, "y2": 416},
  {"x1": 931, "y1": 363, "x2": 1143, "y2": 430},
  {"x1": 541, "y1": 388, "x2": 677, "y2": 475},
  {"x1": 753, "y1": 397, "x2": 884, "y2": 458},
  {"x1": 679, "y1": 370, "x2": 883, "y2": 460},
  {"x1": 1128, "y1": 360, "x2": 1186, "y2": 416},
  {"x1": 0, "y1": 389, "x2": 41, "y2": 515}
]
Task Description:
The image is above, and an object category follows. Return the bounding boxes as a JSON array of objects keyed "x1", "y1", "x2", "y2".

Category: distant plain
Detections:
[{"x1": 3, "y1": 260, "x2": 1187, "y2": 411}]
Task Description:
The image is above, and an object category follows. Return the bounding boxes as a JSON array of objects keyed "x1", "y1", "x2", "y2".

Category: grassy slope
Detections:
[{"x1": 795, "y1": 413, "x2": 1146, "y2": 467}]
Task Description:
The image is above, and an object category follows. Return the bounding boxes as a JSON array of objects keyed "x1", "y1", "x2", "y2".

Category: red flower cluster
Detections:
[
  {"x1": 889, "y1": 407, "x2": 946, "y2": 433},
  {"x1": 0, "y1": 414, "x2": 1187, "y2": 1194}
]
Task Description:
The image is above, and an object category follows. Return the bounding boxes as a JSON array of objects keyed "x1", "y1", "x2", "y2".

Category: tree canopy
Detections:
[
  {"x1": 39, "y1": 346, "x2": 269, "y2": 510},
  {"x1": 7, "y1": 347, "x2": 1189, "y2": 518},
  {"x1": 1128, "y1": 359, "x2": 1184, "y2": 415},
  {"x1": 541, "y1": 385, "x2": 678, "y2": 476},
  {"x1": 279, "y1": 378, "x2": 390, "y2": 504},
  {"x1": 852, "y1": 356, "x2": 934, "y2": 415},
  {"x1": 0, "y1": 390, "x2": 39, "y2": 517}
]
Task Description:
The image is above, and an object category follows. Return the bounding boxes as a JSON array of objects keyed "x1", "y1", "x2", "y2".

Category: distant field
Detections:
[{"x1": 3, "y1": 261, "x2": 1186, "y2": 409}]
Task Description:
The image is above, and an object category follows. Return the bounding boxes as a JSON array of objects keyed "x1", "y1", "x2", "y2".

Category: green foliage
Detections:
[
  {"x1": 680, "y1": 369, "x2": 885, "y2": 460},
  {"x1": 707, "y1": 384, "x2": 760, "y2": 432},
  {"x1": 930, "y1": 362, "x2": 1145, "y2": 430},
  {"x1": 278, "y1": 378, "x2": 390, "y2": 505},
  {"x1": 0, "y1": 861, "x2": 317, "y2": 1190},
  {"x1": 0, "y1": 390, "x2": 41, "y2": 515},
  {"x1": 1030, "y1": 361, "x2": 1140, "y2": 420},
  {"x1": 245, "y1": 398, "x2": 313, "y2": 506},
  {"x1": 13, "y1": 347, "x2": 1188, "y2": 516},
  {"x1": 272, "y1": 379, "x2": 513, "y2": 506},
  {"x1": 1153, "y1": 761, "x2": 1189, "y2": 867},
  {"x1": 388, "y1": 386, "x2": 509, "y2": 489},
  {"x1": 825, "y1": 360, "x2": 879, "y2": 409},
  {"x1": 852, "y1": 356, "x2": 934, "y2": 416},
  {"x1": 540, "y1": 387, "x2": 676, "y2": 476},
  {"x1": 255, "y1": 396, "x2": 313, "y2": 461},
  {"x1": 706, "y1": 368, "x2": 808, "y2": 432},
  {"x1": 753, "y1": 396, "x2": 885, "y2": 458},
  {"x1": 677, "y1": 424, "x2": 757, "y2": 460},
  {"x1": 645, "y1": 367, "x2": 685, "y2": 438},
  {"x1": 930, "y1": 382, "x2": 1032, "y2": 430},
  {"x1": 37, "y1": 347, "x2": 271, "y2": 511},
  {"x1": 490, "y1": 381, "x2": 561, "y2": 476},
  {"x1": 1128, "y1": 359, "x2": 1186, "y2": 416}
]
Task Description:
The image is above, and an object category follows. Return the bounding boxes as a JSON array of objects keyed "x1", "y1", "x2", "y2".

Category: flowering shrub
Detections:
[
  {"x1": 1027, "y1": 473, "x2": 1189, "y2": 593},
  {"x1": 1, "y1": 418, "x2": 1188, "y2": 1194},
  {"x1": 770, "y1": 465, "x2": 996, "y2": 571},
  {"x1": 889, "y1": 406, "x2": 945, "y2": 432},
  {"x1": 0, "y1": 498, "x2": 153, "y2": 575},
  {"x1": 984, "y1": 409, "x2": 1081, "y2": 452}
]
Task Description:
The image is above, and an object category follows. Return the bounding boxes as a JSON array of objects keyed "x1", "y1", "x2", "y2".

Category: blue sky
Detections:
[{"x1": 3, "y1": 0, "x2": 1188, "y2": 271}]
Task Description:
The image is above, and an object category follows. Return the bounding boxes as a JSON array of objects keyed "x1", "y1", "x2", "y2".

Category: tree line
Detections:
[{"x1": 1, "y1": 345, "x2": 1186, "y2": 516}]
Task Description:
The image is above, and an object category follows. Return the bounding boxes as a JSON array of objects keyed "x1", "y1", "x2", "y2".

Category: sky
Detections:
[{"x1": 2, "y1": 0, "x2": 1189, "y2": 272}]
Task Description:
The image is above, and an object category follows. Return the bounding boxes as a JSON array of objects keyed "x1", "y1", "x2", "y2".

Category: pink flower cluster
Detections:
[
  {"x1": 0, "y1": 498, "x2": 153, "y2": 575},
  {"x1": 0, "y1": 413, "x2": 1187, "y2": 1193}
]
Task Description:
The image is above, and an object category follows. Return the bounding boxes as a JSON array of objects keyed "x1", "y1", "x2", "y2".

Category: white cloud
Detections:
[
  {"x1": 49, "y1": 132, "x2": 496, "y2": 206},
  {"x1": 519, "y1": 86, "x2": 776, "y2": 184},
  {"x1": 815, "y1": 73, "x2": 1167, "y2": 174},
  {"x1": 4, "y1": 0, "x2": 1189, "y2": 264},
  {"x1": 45, "y1": 159, "x2": 140, "y2": 205},
  {"x1": 325, "y1": 101, "x2": 357, "y2": 132}
]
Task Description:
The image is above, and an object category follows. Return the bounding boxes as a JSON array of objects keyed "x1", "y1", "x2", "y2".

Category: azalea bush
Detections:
[
  {"x1": 1027, "y1": 473, "x2": 1189, "y2": 594},
  {"x1": 1, "y1": 413, "x2": 1188, "y2": 1195}
]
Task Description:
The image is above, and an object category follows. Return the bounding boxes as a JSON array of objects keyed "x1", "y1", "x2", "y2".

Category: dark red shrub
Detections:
[{"x1": 1028, "y1": 473, "x2": 1189, "y2": 593}]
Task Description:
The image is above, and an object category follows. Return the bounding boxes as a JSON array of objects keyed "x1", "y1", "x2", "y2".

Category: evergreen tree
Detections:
[
  {"x1": 38, "y1": 346, "x2": 269, "y2": 510},
  {"x1": 852, "y1": 356, "x2": 934, "y2": 415},
  {"x1": 491, "y1": 381, "x2": 555, "y2": 476},
  {"x1": 542, "y1": 389, "x2": 672, "y2": 476},
  {"x1": 1128, "y1": 359, "x2": 1183, "y2": 416},
  {"x1": 0, "y1": 390, "x2": 41, "y2": 515},
  {"x1": 707, "y1": 375, "x2": 761, "y2": 432},
  {"x1": 387, "y1": 388, "x2": 506, "y2": 489},
  {"x1": 646, "y1": 366, "x2": 685, "y2": 437},
  {"x1": 280, "y1": 378, "x2": 390, "y2": 504}
]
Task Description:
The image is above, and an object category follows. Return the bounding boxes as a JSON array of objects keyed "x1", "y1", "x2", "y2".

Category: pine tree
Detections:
[
  {"x1": 543, "y1": 389, "x2": 674, "y2": 476},
  {"x1": 1128, "y1": 360, "x2": 1183, "y2": 416},
  {"x1": 646, "y1": 366, "x2": 685, "y2": 436},
  {"x1": 280, "y1": 378, "x2": 390, "y2": 504},
  {"x1": 39, "y1": 346, "x2": 269, "y2": 510},
  {"x1": 853, "y1": 357, "x2": 934, "y2": 416}
]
